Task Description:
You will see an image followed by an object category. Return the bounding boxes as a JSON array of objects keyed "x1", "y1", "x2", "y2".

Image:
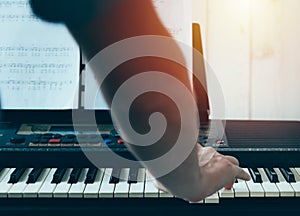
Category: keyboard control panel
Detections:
[{"x1": 1, "y1": 123, "x2": 126, "y2": 149}]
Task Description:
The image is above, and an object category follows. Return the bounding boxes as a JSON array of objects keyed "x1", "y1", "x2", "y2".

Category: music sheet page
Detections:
[{"x1": 0, "y1": 0, "x2": 80, "y2": 109}]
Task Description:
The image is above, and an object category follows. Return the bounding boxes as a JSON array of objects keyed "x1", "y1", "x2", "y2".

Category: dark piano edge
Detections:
[
  {"x1": 0, "y1": 198, "x2": 299, "y2": 215},
  {"x1": 0, "y1": 149, "x2": 299, "y2": 168}
]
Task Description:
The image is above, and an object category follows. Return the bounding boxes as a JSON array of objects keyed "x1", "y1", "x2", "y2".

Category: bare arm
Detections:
[{"x1": 30, "y1": 0, "x2": 250, "y2": 201}]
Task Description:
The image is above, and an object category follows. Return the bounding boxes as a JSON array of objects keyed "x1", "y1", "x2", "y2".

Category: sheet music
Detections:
[
  {"x1": 152, "y1": 0, "x2": 192, "y2": 45},
  {"x1": 0, "y1": 0, "x2": 80, "y2": 109},
  {"x1": 84, "y1": 0, "x2": 193, "y2": 109}
]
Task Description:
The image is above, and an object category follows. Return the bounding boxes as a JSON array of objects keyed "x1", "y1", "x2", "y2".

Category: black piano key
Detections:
[
  {"x1": 280, "y1": 167, "x2": 296, "y2": 183},
  {"x1": 9, "y1": 168, "x2": 26, "y2": 183},
  {"x1": 51, "y1": 168, "x2": 67, "y2": 184},
  {"x1": 68, "y1": 168, "x2": 83, "y2": 184},
  {"x1": 27, "y1": 168, "x2": 43, "y2": 184},
  {"x1": 85, "y1": 168, "x2": 98, "y2": 184},
  {"x1": 249, "y1": 168, "x2": 262, "y2": 183},
  {"x1": 109, "y1": 168, "x2": 121, "y2": 184},
  {"x1": 128, "y1": 168, "x2": 139, "y2": 184},
  {"x1": 264, "y1": 168, "x2": 279, "y2": 183}
]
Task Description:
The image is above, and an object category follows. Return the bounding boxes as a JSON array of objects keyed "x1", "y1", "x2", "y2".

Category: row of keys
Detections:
[
  {"x1": 5, "y1": 167, "x2": 139, "y2": 185},
  {"x1": 248, "y1": 167, "x2": 296, "y2": 183},
  {"x1": 0, "y1": 167, "x2": 172, "y2": 199},
  {"x1": 1, "y1": 167, "x2": 300, "y2": 202},
  {"x1": 197, "y1": 167, "x2": 300, "y2": 204}
]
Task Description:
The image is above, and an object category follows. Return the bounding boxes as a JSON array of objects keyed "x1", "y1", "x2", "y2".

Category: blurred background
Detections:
[{"x1": 192, "y1": 0, "x2": 300, "y2": 120}]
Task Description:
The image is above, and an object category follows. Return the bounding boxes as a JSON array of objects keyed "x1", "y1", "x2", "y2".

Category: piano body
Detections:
[
  {"x1": 0, "y1": 111, "x2": 300, "y2": 215},
  {"x1": 0, "y1": 1, "x2": 299, "y2": 213}
]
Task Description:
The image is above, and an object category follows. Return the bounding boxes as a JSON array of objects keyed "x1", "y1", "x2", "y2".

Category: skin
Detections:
[{"x1": 30, "y1": 0, "x2": 251, "y2": 202}]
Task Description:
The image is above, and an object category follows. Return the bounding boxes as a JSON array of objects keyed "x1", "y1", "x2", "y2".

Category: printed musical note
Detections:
[{"x1": 0, "y1": 0, "x2": 80, "y2": 109}]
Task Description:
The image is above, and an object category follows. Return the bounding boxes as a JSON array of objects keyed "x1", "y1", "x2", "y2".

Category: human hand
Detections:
[
  {"x1": 154, "y1": 145, "x2": 251, "y2": 202},
  {"x1": 195, "y1": 145, "x2": 251, "y2": 199}
]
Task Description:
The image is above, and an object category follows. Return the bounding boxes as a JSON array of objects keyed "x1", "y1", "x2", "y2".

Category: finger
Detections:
[
  {"x1": 235, "y1": 166, "x2": 251, "y2": 181},
  {"x1": 224, "y1": 180, "x2": 235, "y2": 190}
]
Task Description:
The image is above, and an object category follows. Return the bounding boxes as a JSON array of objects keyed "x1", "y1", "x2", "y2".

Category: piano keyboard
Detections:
[{"x1": 0, "y1": 167, "x2": 300, "y2": 203}]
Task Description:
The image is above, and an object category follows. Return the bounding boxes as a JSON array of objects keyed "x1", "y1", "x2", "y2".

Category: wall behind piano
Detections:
[{"x1": 192, "y1": 0, "x2": 300, "y2": 121}]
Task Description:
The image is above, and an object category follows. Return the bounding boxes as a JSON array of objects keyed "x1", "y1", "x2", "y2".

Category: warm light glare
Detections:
[{"x1": 241, "y1": 0, "x2": 251, "y2": 9}]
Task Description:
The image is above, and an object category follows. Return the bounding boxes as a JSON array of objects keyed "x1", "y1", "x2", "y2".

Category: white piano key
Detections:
[
  {"x1": 0, "y1": 169, "x2": 10, "y2": 183},
  {"x1": 114, "y1": 168, "x2": 130, "y2": 198},
  {"x1": 68, "y1": 168, "x2": 89, "y2": 198},
  {"x1": 144, "y1": 171, "x2": 159, "y2": 198},
  {"x1": 0, "y1": 168, "x2": 15, "y2": 198},
  {"x1": 99, "y1": 168, "x2": 115, "y2": 198},
  {"x1": 53, "y1": 168, "x2": 72, "y2": 198},
  {"x1": 274, "y1": 168, "x2": 295, "y2": 197},
  {"x1": 8, "y1": 168, "x2": 33, "y2": 198},
  {"x1": 289, "y1": 168, "x2": 300, "y2": 197},
  {"x1": 258, "y1": 168, "x2": 279, "y2": 197},
  {"x1": 295, "y1": 168, "x2": 300, "y2": 176},
  {"x1": 243, "y1": 168, "x2": 264, "y2": 197},
  {"x1": 129, "y1": 168, "x2": 145, "y2": 198},
  {"x1": 219, "y1": 188, "x2": 234, "y2": 198},
  {"x1": 159, "y1": 190, "x2": 174, "y2": 198},
  {"x1": 204, "y1": 192, "x2": 219, "y2": 204},
  {"x1": 84, "y1": 169, "x2": 104, "y2": 198},
  {"x1": 23, "y1": 168, "x2": 51, "y2": 198},
  {"x1": 38, "y1": 168, "x2": 57, "y2": 198},
  {"x1": 233, "y1": 179, "x2": 249, "y2": 197}
]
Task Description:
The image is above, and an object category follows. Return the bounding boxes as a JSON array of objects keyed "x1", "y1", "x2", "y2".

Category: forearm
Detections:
[
  {"x1": 100, "y1": 55, "x2": 204, "y2": 201},
  {"x1": 30, "y1": 0, "x2": 206, "y2": 201}
]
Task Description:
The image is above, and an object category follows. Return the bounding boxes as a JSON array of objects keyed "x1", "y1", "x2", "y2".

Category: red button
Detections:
[
  {"x1": 216, "y1": 140, "x2": 224, "y2": 145},
  {"x1": 117, "y1": 139, "x2": 124, "y2": 144},
  {"x1": 49, "y1": 139, "x2": 61, "y2": 144}
]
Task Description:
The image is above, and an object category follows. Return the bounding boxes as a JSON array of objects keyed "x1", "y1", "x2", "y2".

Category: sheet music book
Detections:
[
  {"x1": 0, "y1": 0, "x2": 80, "y2": 110},
  {"x1": 84, "y1": 0, "x2": 193, "y2": 109}
]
